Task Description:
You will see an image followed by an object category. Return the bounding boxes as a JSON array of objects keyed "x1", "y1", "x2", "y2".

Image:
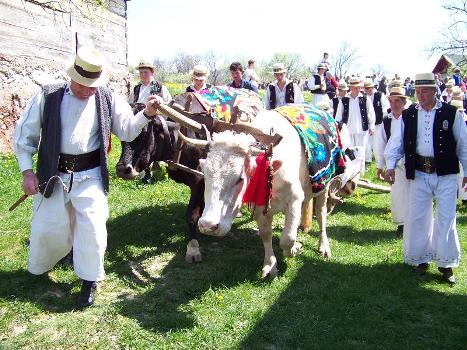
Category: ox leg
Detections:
[
  {"x1": 256, "y1": 213, "x2": 277, "y2": 279},
  {"x1": 300, "y1": 198, "x2": 314, "y2": 233},
  {"x1": 280, "y1": 196, "x2": 303, "y2": 258},
  {"x1": 185, "y1": 182, "x2": 204, "y2": 263},
  {"x1": 314, "y1": 191, "x2": 331, "y2": 258}
]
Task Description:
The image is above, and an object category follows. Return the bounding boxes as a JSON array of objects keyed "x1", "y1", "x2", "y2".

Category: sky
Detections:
[{"x1": 127, "y1": 0, "x2": 450, "y2": 79}]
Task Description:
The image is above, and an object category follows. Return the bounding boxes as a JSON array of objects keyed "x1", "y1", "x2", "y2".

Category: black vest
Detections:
[
  {"x1": 332, "y1": 97, "x2": 340, "y2": 118},
  {"x1": 402, "y1": 102, "x2": 459, "y2": 179},
  {"x1": 382, "y1": 115, "x2": 392, "y2": 140},
  {"x1": 268, "y1": 82, "x2": 294, "y2": 109},
  {"x1": 133, "y1": 81, "x2": 163, "y2": 103},
  {"x1": 311, "y1": 75, "x2": 325, "y2": 94},
  {"x1": 372, "y1": 91, "x2": 384, "y2": 125},
  {"x1": 186, "y1": 83, "x2": 211, "y2": 92},
  {"x1": 341, "y1": 95, "x2": 369, "y2": 131},
  {"x1": 37, "y1": 83, "x2": 112, "y2": 198}
]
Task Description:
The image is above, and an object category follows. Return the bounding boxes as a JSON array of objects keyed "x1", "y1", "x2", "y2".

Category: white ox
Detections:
[{"x1": 183, "y1": 109, "x2": 333, "y2": 278}]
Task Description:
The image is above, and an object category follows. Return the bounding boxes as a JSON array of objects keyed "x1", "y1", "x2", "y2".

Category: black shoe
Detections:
[
  {"x1": 77, "y1": 280, "x2": 97, "y2": 308},
  {"x1": 414, "y1": 263, "x2": 429, "y2": 275},
  {"x1": 438, "y1": 267, "x2": 456, "y2": 284},
  {"x1": 57, "y1": 250, "x2": 73, "y2": 267},
  {"x1": 396, "y1": 225, "x2": 403, "y2": 238}
]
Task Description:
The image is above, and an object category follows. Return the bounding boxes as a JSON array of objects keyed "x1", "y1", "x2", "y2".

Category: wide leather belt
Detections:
[
  {"x1": 58, "y1": 149, "x2": 100, "y2": 173},
  {"x1": 415, "y1": 154, "x2": 436, "y2": 174}
]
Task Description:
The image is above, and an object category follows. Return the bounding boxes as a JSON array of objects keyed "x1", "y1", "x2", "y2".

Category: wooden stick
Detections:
[{"x1": 357, "y1": 180, "x2": 391, "y2": 193}]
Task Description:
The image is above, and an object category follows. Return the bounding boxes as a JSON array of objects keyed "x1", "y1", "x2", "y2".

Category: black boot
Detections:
[
  {"x1": 438, "y1": 267, "x2": 456, "y2": 284},
  {"x1": 77, "y1": 280, "x2": 97, "y2": 308},
  {"x1": 396, "y1": 225, "x2": 403, "y2": 238},
  {"x1": 414, "y1": 263, "x2": 429, "y2": 275}
]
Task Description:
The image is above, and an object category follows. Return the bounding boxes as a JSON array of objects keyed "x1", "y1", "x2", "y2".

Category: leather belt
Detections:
[
  {"x1": 415, "y1": 154, "x2": 436, "y2": 174},
  {"x1": 58, "y1": 149, "x2": 100, "y2": 173}
]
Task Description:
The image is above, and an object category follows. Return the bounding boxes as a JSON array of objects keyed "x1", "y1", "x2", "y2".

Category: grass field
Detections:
[{"x1": 0, "y1": 87, "x2": 466, "y2": 349}]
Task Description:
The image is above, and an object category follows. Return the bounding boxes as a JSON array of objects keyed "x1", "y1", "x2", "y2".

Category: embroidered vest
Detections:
[
  {"x1": 134, "y1": 81, "x2": 163, "y2": 103},
  {"x1": 341, "y1": 95, "x2": 369, "y2": 131},
  {"x1": 268, "y1": 82, "x2": 295, "y2": 109},
  {"x1": 311, "y1": 75, "x2": 325, "y2": 94},
  {"x1": 37, "y1": 83, "x2": 112, "y2": 198},
  {"x1": 402, "y1": 102, "x2": 459, "y2": 179}
]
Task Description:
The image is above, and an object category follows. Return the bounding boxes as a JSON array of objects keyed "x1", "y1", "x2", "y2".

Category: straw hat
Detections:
[
  {"x1": 191, "y1": 65, "x2": 209, "y2": 80},
  {"x1": 363, "y1": 78, "x2": 376, "y2": 88},
  {"x1": 414, "y1": 73, "x2": 437, "y2": 88},
  {"x1": 136, "y1": 60, "x2": 155, "y2": 71},
  {"x1": 337, "y1": 80, "x2": 349, "y2": 91},
  {"x1": 272, "y1": 63, "x2": 287, "y2": 74},
  {"x1": 450, "y1": 99, "x2": 464, "y2": 111},
  {"x1": 316, "y1": 63, "x2": 327, "y2": 71},
  {"x1": 66, "y1": 46, "x2": 108, "y2": 88},
  {"x1": 387, "y1": 86, "x2": 408, "y2": 100},
  {"x1": 348, "y1": 76, "x2": 362, "y2": 87},
  {"x1": 388, "y1": 79, "x2": 403, "y2": 89},
  {"x1": 445, "y1": 79, "x2": 455, "y2": 88},
  {"x1": 452, "y1": 86, "x2": 464, "y2": 99}
]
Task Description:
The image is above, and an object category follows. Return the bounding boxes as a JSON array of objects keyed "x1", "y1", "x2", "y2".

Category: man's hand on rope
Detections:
[{"x1": 144, "y1": 95, "x2": 164, "y2": 117}]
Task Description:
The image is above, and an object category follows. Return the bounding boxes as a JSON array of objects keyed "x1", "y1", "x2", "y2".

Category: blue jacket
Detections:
[{"x1": 228, "y1": 79, "x2": 258, "y2": 93}]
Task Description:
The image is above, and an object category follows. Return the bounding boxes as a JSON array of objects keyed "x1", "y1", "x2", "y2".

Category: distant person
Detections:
[
  {"x1": 441, "y1": 79, "x2": 455, "y2": 102},
  {"x1": 244, "y1": 59, "x2": 260, "y2": 88},
  {"x1": 325, "y1": 71, "x2": 338, "y2": 99},
  {"x1": 186, "y1": 65, "x2": 211, "y2": 92},
  {"x1": 265, "y1": 63, "x2": 304, "y2": 110},
  {"x1": 320, "y1": 52, "x2": 331, "y2": 70},
  {"x1": 377, "y1": 76, "x2": 388, "y2": 95},
  {"x1": 330, "y1": 80, "x2": 348, "y2": 117},
  {"x1": 308, "y1": 63, "x2": 328, "y2": 105},
  {"x1": 227, "y1": 62, "x2": 258, "y2": 93},
  {"x1": 452, "y1": 68, "x2": 462, "y2": 86}
]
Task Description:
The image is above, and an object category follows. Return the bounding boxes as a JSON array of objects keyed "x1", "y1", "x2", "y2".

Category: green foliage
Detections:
[{"x1": 0, "y1": 143, "x2": 466, "y2": 349}]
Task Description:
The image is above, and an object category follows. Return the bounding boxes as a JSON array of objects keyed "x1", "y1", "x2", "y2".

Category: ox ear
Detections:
[{"x1": 272, "y1": 160, "x2": 282, "y2": 173}]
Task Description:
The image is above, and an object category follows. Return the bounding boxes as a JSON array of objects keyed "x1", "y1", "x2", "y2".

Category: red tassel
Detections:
[{"x1": 242, "y1": 152, "x2": 270, "y2": 206}]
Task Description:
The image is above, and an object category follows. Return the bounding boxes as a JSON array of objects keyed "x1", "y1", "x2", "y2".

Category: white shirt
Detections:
[
  {"x1": 384, "y1": 100, "x2": 467, "y2": 171},
  {"x1": 128, "y1": 80, "x2": 172, "y2": 104},
  {"x1": 374, "y1": 112, "x2": 403, "y2": 169},
  {"x1": 244, "y1": 68, "x2": 260, "y2": 83},
  {"x1": 265, "y1": 80, "x2": 304, "y2": 110},
  {"x1": 14, "y1": 83, "x2": 150, "y2": 172},
  {"x1": 335, "y1": 93, "x2": 376, "y2": 134}
]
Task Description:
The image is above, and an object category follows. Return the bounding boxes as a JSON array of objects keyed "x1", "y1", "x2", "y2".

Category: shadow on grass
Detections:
[
  {"x1": 333, "y1": 199, "x2": 390, "y2": 217},
  {"x1": 327, "y1": 225, "x2": 395, "y2": 244},
  {"x1": 239, "y1": 257, "x2": 467, "y2": 349}
]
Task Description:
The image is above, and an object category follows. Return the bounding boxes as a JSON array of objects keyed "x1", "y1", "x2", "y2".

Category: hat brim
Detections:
[
  {"x1": 192, "y1": 75, "x2": 207, "y2": 81},
  {"x1": 388, "y1": 94, "x2": 408, "y2": 100},
  {"x1": 413, "y1": 84, "x2": 437, "y2": 88},
  {"x1": 137, "y1": 65, "x2": 155, "y2": 71},
  {"x1": 273, "y1": 70, "x2": 287, "y2": 74},
  {"x1": 338, "y1": 87, "x2": 349, "y2": 91},
  {"x1": 66, "y1": 65, "x2": 108, "y2": 88}
]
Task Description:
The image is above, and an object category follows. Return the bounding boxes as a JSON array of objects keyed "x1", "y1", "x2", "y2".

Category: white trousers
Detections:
[
  {"x1": 366, "y1": 124, "x2": 382, "y2": 163},
  {"x1": 312, "y1": 93, "x2": 329, "y2": 106},
  {"x1": 403, "y1": 171, "x2": 461, "y2": 268},
  {"x1": 458, "y1": 164, "x2": 467, "y2": 200},
  {"x1": 349, "y1": 133, "x2": 368, "y2": 175},
  {"x1": 28, "y1": 168, "x2": 109, "y2": 281},
  {"x1": 391, "y1": 162, "x2": 410, "y2": 225}
]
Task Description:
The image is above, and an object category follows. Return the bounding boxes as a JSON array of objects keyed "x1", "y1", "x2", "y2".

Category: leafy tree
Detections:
[{"x1": 331, "y1": 42, "x2": 360, "y2": 80}]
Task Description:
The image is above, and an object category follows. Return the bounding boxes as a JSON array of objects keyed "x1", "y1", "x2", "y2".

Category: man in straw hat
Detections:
[
  {"x1": 385, "y1": 72, "x2": 467, "y2": 284},
  {"x1": 330, "y1": 80, "x2": 348, "y2": 118},
  {"x1": 363, "y1": 78, "x2": 390, "y2": 164},
  {"x1": 13, "y1": 46, "x2": 164, "y2": 307},
  {"x1": 334, "y1": 76, "x2": 376, "y2": 174},
  {"x1": 308, "y1": 63, "x2": 329, "y2": 106},
  {"x1": 265, "y1": 63, "x2": 304, "y2": 110},
  {"x1": 186, "y1": 65, "x2": 211, "y2": 92},
  {"x1": 440, "y1": 78, "x2": 455, "y2": 103},
  {"x1": 373, "y1": 86, "x2": 410, "y2": 237},
  {"x1": 128, "y1": 59, "x2": 171, "y2": 112}
]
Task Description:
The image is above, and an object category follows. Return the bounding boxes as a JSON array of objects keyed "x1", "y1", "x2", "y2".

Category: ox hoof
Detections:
[
  {"x1": 283, "y1": 242, "x2": 302, "y2": 258},
  {"x1": 319, "y1": 245, "x2": 331, "y2": 259},
  {"x1": 261, "y1": 264, "x2": 278, "y2": 279},
  {"x1": 185, "y1": 239, "x2": 202, "y2": 263}
]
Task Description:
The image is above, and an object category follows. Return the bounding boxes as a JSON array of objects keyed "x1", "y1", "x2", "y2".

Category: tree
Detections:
[
  {"x1": 260, "y1": 53, "x2": 308, "y2": 82},
  {"x1": 430, "y1": 0, "x2": 467, "y2": 68},
  {"x1": 331, "y1": 42, "x2": 360, "y2": 80},
  {"x1": 171, "y1": 52, "x2": 202, "y2": 74},
  {"x1": 203, "y1": 51, "x2": 225, "y2": 85}
]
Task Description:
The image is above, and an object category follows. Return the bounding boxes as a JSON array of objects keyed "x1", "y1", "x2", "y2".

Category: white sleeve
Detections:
[
  {"x1": 161, "y1": 85, "x2": 172, "y2": 103},
  {"x1": 308, "y1": 76, "x2": 320, "y2": 91},
  {"x1": 381, "y1": 93, "x2": 390, "y2": 114},
  {"x1": 111, "y1": 93, "x2": 149, "y2": 142},
  {"x1": 265, "y1": 86, "x2": 271, "y2": 110},
  {"x1": 366, "y1": 98, "x2": 376, "y2": 130},
  {"x1": 294, "y1": 84, "x2": 304, "y2": 104},
  {"x1": 13, "y1": 90, "x2": 44, "y2": 172},
  {"x1": 374, "y1": 122, "x2": 387, "y2": 169},
  {"x1": 335, "y1": 99, "x2": 344, "y2": 122},
  {"x1": 453, "y1": 110, "x2": 467, "y2": 171},
  {"x1": 128, "y1": 86, "x2": 135, "y2": 104},
  {"x1": 384, "y1": 118, "x2": 405, "y2": 169}
]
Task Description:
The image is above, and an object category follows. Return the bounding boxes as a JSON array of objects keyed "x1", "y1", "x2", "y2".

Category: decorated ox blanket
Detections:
[
  {"x1": 275, "y1": 104, "x2": 346, "y2": 193},
  {"x1": 194, "y1": 86, "x2": 263, "y2": 123}
]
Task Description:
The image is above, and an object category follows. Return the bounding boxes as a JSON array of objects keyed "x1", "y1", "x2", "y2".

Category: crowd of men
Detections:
[{"x1": 12, "y1": 46, "x2": 467, "y2": 309}]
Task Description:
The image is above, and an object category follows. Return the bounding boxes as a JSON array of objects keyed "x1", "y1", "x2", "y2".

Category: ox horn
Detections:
[
  {"x1": 157, "y1": 104, "x2": 204, "y2": 133},
  {"x1": 177, "y1": 130, "x2": 209, "y2": 149},
  {"x1": 213, "y1": 122, "x2": 282, "y2": 147}
]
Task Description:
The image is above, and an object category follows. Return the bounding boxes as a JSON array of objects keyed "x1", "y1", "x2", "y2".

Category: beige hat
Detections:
[
  {"x1": 136, "y1": 60, "x2": 155, "y2": 71},
  {"x1": 316, "y1": 63, "x2": 327, "y2": 70},
  {"x1": 414, "y1": 73, "x2": 437, "y2": 88},
  {"x1": 445, "y1": 79, "x2": 455, "y2": 88},
  {"x1": 66, "y1": 46, "x2": 108, "y2": 88},
  {"x1": 452, "y1": 86, "x2": 464, "y2": 99},
  {"x1": 387, "y1": 86, "x2": 408, "y2": 100},
  {"x1": 348, "y1": 76, "x2": 362, "y2": 87},
  {"x1": 450, "y1": 99, "x2": 464, "y2": 111},
  {"x1": 337, "y1": 80, "x2": 349, "y2": 91},
  {"x1": 388, "y1": 79, "x2": 403, "y2": 89},
  {"x1": 272, "y1": 63, "x2": 287, "y2": 74},
  {"x1": 191, "y1": 65, "x2": 209, "y2": 80},
  {"x1": 363, "y1": 78, "x2": 376, "y2": 88}
]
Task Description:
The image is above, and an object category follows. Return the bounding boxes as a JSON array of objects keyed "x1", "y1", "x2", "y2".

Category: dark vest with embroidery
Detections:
[
  {"x1": 37, "y1": 83, "x2": 112, "y2": 198},
  {"x1": 133, "y1": 81, "x2": 163, "y2": 103},
  {"x1": 311, "y1": 74, "x2": 325, "y2": 94},
  {"x1": 341, "y1": 95, "x2": 369, "y2": 131},
  {"x1": 372, "y1": 91, "x2": 384, "y2": 125},
  {"x1": 332, "y1": 97, "x2": 340, "y2": 118},
  {"x1": 268, "y1": 82, "x2": 294, "y2": 109},
  {"x1": 402, "y1": 102, "x2": 459, "y2": 180}
]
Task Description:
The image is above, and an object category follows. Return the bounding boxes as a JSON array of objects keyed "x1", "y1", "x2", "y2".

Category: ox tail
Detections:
[{"x1": 300, "y1": 198, "x2": 314, "y2": 233}]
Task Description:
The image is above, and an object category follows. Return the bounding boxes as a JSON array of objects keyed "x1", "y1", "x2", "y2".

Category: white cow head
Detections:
[{"x1": 191, "y1": 131, "x2": 259, "y2": 236}]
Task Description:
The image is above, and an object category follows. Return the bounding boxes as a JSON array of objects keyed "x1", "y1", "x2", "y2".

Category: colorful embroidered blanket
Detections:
[
  {"x1": 195, "y1": 86, "x2": 263, "y2": 123},
  {"x1": 275, "y1": 104, "x2": 346, "y2": 193}
]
